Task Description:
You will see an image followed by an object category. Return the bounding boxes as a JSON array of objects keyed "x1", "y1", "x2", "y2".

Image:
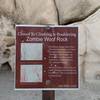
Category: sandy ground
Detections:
[
  {"x1": 0, "y1": 71, "x2": 42, "y2": 100},
  {"x1": 0, "y1": 70, "x2": 100, "y2": 100}
]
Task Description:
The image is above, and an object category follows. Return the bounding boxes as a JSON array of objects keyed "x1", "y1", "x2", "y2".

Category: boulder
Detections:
[
  {"x1": 3, "y1": 36, "x2": 15, "y2": 46},
  {"x1": 0, "y1": 16, "x2": 15, "y2": 36},
  {"x1": 15, "y1": 0, "x2": 58, "y2": 24},
  {"x1": 0, "y1": 0, "x2": 15, "y2": 16},
  {"x1": 8, "y1": 46, "x2": 15, "y2": 72},
  {"x1": 0, "y1": 37, "x2": 9, "y2": 68},
  {"x1": 83, "y1": 9, "x2": 100, "y2": 84},
  {"x1": 0, "y1": 0, "x2": 58, "y2": 24},
  {"x1": 55, "y1": 0, "x2": 100, "y2": 24},
  {"x1": 0, "y1": 36, "x2": 15, "y2": 71}
]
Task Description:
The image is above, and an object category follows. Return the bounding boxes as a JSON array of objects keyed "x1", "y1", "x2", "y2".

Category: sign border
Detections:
[{"x1": 15, "y1": 25, "x2": 80, "y2": 90}]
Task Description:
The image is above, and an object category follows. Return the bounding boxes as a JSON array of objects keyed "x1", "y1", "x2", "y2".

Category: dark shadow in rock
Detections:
[
  {"x1": 0, "y1": 62, "x2": 12, "y2": 71},
  {"x1": 62, "y1": 7, "x2": 100, "y2": 25}
]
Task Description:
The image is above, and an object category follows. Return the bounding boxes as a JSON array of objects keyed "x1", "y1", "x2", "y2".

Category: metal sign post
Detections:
[{"x1": 42, "y1": 90, "x2": 55, "y2": 100}]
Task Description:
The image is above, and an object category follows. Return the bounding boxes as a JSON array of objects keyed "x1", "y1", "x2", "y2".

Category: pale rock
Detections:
[
  {"x1": 0, "y1": 16, "x2": 15, "y2": 71},
  {"x1": 3, "y1": 36, "x2": 15, "y2": 46},
  {"x1": 67, "y1": 24, "x2": 86, "y2": 82},
  {"x1": 66, "y1": 9, "x2": 100, "y2": 85},
  {"x1": 0, "y1": 37, "x2": 8, "y2": 67},
  {"x1": 74, "y1": 23, "x2": 86, "y2": 82},
  {"x1": 0, "y1": 1, "x2": 100, "y2": 99},
  {"x1": 55, "y1": 0, "x2": 100, "y2": 24},
  {"x1": 72, "y1": 23, "x2": 87, "y2": 56},
  {"x1": 0, "y1": 0, "x2": 15, "y2": 15},
  {"x1": 8, "y1": 46, "x2": 15, "y2": 72},
  {"x1": 85, "y1": 51, "x2": 100, "y2": 63},
  {"x1": 0, "y1": 0, "x2": 58, "y2": 24},
  {"x1": 0, "y1": 37, "x2": 8, "y2": 55},
  {"x1": 83, "y1": 9, "x2": 100, "y2": 84},
  {"x1": 0, "y1": 36, "x2": 15, "y2": 71},
  {"x1": 0, "y1": 16, "x2": 15, "y2": 36},
  {"x1": 84, "y1": 9, "x2": 100, "y2": 55},
  {"x1": 85, "y1": 62, "x2": 100, "y2": 84},
  {"x1": 78, "y1": 54, "x2": 85, "y2": 81},
  {"x1": 15, "y1": 0, "x2": 58, "y2": 24},
  {"x1": 0, "y1": 36, "x2": 15, "y2": 47},
  {"x1": 70, "y1": 9, "x2": 100, "y2": 84}
]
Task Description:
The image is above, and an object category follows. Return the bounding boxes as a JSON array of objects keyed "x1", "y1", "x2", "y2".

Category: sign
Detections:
[{"x1": 15, "y1": 25, "x2": 78, "y2": 90}]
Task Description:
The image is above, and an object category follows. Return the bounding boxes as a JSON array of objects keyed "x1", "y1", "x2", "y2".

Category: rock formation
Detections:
[{"x1": 0, "y1": 0, "x2": 100, "y2": 99}]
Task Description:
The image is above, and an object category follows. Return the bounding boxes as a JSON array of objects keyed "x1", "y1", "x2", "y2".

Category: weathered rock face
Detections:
[
  {"x1": 15, "y1": 0, "x2": 58, "y2": 24},
  {"x1": 70, "y1": 9, "x2": 100, "y2": 84},
  {"x1": 0, "y1": 16, "x2": 15, "y2": 36},
  {"x1": 0, "y1": 16, "x2": 15, "y2": 71},
  {"x1": 0, "y1": 0, "x2": 100, "y2": 100},
  {"x1": 0, "y1": 0, "x2": 15, "y2": 15},
  {"x1": 71, "y1": 9, "x2": 100, "y2": 84},
  {"x1": 55, "y1": 0, "x2": 100, "y2": 24},
  {"x1": 83, "y1": 9, "x2": 100, "y2": 84},
  {"x1": 55, "y1": 9, "x2": 100, "y2": 100},
  {"x1": 0, "y1": 0, "x2": 58, "y2": 24}
]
